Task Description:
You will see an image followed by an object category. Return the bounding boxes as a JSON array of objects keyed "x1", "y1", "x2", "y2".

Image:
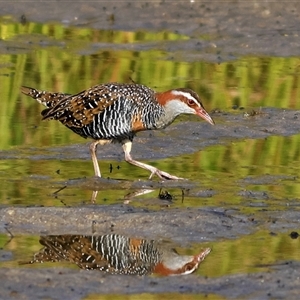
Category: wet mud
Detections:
[{"x1": 1, "y1": 1, "x2": 300, "y2": 299}]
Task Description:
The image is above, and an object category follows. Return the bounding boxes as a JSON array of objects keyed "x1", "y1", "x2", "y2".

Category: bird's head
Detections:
[
  {"x1": 153, "y1": 247, "x2": 211, "y2": 276},
  {"x1": 156, "y1": 88, "x2": 215, "y2": 125}
]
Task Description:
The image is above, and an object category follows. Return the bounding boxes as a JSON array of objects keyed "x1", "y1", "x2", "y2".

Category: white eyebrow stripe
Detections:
[{"x1": 171, "y1": 90, "x2": 199, "y2": 103}]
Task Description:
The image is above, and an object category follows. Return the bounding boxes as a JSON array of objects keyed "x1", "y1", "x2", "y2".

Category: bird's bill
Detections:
[
  {"x1": 196, "y1": 108, "x2": 215, "y2": 125},
  {"x1": 195, "y1": 247, "x2": 211, "y2": 263}
]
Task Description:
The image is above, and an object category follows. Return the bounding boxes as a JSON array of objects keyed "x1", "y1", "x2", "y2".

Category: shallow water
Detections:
[
  {"x1": 0, "y1": 135, "x2": 299, "y2": 208},
  {"x1": 1, "y1": 13, "x2": 300, "y2": 299},
  {"x1": 1, "y1": 230, "x2": 298, "y2": 278}
]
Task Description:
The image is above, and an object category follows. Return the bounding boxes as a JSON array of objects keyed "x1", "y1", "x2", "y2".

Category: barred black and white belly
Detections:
[
  {"x1": 90, "y1": 234, "x2": 161, "y2": 275},
  {"x1": 69, "y1": 94, "x2": 166, "y2": 141}
]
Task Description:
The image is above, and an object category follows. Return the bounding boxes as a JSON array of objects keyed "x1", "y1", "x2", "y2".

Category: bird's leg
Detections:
[
  {"x1": 90, "y1": 140, "x2": 112, "y2": 177},
  {"x1": 122, "y1": 140, "x2": 183, "y2": 180},
  {"x1": 90, "y1": 140, "x2": 102, "y2": 177},
  {"x1": 91, "y1": 190, "x2": 98, "y2": 203}
]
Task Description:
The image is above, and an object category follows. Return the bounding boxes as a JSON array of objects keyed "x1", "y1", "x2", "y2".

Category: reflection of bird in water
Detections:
[
  {"x1": 20, "y1": 234, "x2": 211, "y2": 276},
  {"x1": 21, "y1": 83, "x2": 214, "y2": 179}
]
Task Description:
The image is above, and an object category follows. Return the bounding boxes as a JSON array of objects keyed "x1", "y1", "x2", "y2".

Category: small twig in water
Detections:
[
  {"x1": 53, "y1": 186, "x2": 67, "y2": 195},
  {"x1": 3, "y1": 226, "x2": 14, "y2": 247}
]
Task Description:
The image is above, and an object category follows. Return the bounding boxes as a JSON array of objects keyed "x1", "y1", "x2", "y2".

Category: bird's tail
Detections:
[{"x1": 21, "y1": 86, "x2": 70, "y2": 108}]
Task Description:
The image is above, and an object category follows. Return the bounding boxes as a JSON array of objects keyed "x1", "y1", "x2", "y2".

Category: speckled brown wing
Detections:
[
  {"x1": 56, "y1": 235, "x2": 111, "y2": 270},
  {"x1": 41, "y1": 84, "x2": 122, "y2": 128}
]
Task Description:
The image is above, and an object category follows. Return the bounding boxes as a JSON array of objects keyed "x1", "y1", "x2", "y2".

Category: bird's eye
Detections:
[
  {"x1": 184, "y1": 263, "x2": 194, "y2": 272},
  {"x1": 187, "y1": 99, "x2": 195, "y2": 106}
]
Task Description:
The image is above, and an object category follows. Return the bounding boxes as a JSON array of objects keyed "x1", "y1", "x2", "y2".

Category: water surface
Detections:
[{"x1": 1, "y1": 16, "x2": 300, "y2": 294}]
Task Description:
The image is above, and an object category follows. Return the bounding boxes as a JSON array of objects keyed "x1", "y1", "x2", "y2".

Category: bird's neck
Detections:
[{"x1": 154, "y1": 92, "x2": 190, "y2": 128}]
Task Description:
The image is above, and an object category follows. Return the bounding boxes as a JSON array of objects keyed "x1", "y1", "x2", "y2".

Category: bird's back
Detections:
[
  {"x1": 22, "y1": 83, "x2": 165, "y2": 141},
  {"x1": 23, "y1": 234, "x2": 161, "y2": 275}
]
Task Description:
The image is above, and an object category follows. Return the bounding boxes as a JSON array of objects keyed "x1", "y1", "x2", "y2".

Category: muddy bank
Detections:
[
  {"x1": 1, "y1": 262, "x2": 300, "y2": 300},
  {"x1": 1, "y1": 205, "x2": 300, "y2": 241},
  {"x1": 0, "y1": 206, "x2": 252, "y2": 240}
]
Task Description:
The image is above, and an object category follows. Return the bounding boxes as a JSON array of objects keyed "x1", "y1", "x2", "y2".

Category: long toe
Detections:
[
  {"x1": 160, "y1": 172, "x2": 184, "y2": 180},
  {"x1": 150, "y1": 169, "x2": 184, "y2": 180}
]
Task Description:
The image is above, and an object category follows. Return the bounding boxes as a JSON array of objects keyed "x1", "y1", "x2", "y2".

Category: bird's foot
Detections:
[{"x1": 149, "y1": 168, "x2": 184, "y2": 180}]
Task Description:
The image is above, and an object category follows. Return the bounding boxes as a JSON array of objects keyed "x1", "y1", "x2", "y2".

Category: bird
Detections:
[
  {"x1": 19, "y1": 233, "x2": 211, "y2": 276},
  {"x1": 21, "y1": 83, "x2": 215, "y2": 180}
]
